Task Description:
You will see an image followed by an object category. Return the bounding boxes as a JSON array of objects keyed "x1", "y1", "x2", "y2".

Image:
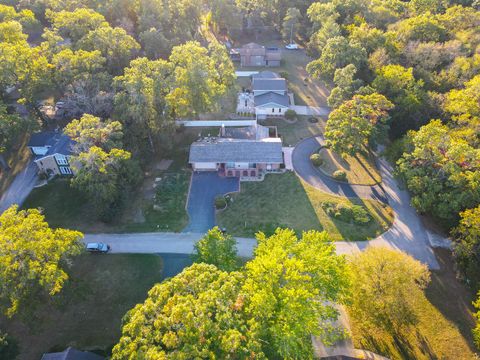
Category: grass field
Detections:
[
  {"x1": 1, "y1": 254, "x2": 167, "y2": 360},
  {"x1": 349, "y1": 249, "x2": 477, "y2": 359},
  {"x1": 318, "y1": 148, "x2": 382, "y2": 186},
  {"x1": 217, "y1": 172, "x2": 393, "y2": 241}
]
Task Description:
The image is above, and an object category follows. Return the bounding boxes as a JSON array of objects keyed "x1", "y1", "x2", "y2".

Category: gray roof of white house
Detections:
[
  {"x1": 254, "y1": 92, "x2": 289, "y2": 107},
  {"x1": 28, "y1": 131, "x2": 75, "y2": 158},
  {"x1": 252, "y1": 78, "x2": 287, "y2": 92},
  {"x1": 251, "y1": 71, "x2": 279, "y2": 79},
  {"x1": 189, "y1": 138, "x2": 283, "y2": 164}
]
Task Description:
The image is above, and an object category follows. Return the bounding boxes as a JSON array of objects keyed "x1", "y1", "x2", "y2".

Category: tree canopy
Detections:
[
  {"x1": 348, "y1": 247, "x2": 430, "y2": 332},
  {"x1": 193, "y1": 227, "x2": 238, "y2": 272},
  {"x1": 325, "y1": 93, "x2": 393, "y2": 155},
  {"x1": 0, "y1": 205, "x2": 83, "y2": 317}
]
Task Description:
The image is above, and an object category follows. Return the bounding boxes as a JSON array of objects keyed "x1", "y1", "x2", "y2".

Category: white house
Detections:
[{"x1": 28, "y1": 132, "x2": 75, "y2": 177}]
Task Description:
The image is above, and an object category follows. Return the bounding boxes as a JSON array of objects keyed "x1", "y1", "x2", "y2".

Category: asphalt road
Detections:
[
  {"x1": 82, "y1": 136, "x2": 443, "y2": 269},
  {"x1": 0, "y1": 160, "x2": 37, "y2": 213}
]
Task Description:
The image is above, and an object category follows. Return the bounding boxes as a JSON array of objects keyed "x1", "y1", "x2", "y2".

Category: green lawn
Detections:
[
  {"x1": 318, "y1": 148, "x2": 382, "y2": 186},
  {"x1": 22, "y1": 179, "x2": 103, "y2": 231},
  {"x1": 1, "y1": 254, "x2": 165, "y2": 360},
  {"x1": 261, "y1": 116, "x2": 325, "y2": 146},
  {"x1": 349, "y1": 249, "x2": 477, "y2": 359},
  {"x1": 217, "y1": 172, "x2": 393, "y2": 241}
]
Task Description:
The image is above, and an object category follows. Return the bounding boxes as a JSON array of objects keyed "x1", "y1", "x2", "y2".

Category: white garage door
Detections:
[{"x1": 194, "y1": 162, "x2": 217, "y2": 170}]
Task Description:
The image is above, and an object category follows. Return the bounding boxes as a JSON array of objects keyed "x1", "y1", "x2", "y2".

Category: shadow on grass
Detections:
[{"x1": 424, "y1": 249, "x2": 477, "y2": 352}]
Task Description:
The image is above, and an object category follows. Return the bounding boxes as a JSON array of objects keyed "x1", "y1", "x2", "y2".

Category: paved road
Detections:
[
  {"x1": 82, "y1": 135, "x2": 442, "y2": 269},
  {"x1": 0, "y1": 160, "x2": 37, "y2": 213},
  {"x1": 292, "y1": 136, "x2": 388, "y2": 203},
  {"x1": 293, "y1": 136, "x2": 440, "y2": 269},
  {"x1": 183, "y1": 172, "x2": 239, "y2": 233},
  {"x1": 83, "y1": 232, "x2": 257, "y2": 258}
]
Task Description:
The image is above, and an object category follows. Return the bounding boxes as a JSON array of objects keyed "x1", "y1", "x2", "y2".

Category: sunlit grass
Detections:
[{"x1": 217, "y1": 172, "x2": 393, "y2": 241}]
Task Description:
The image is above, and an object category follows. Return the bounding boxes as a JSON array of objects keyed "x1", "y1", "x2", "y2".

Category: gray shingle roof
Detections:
[
  {"x1": 254, "y1": 92, "x2": 289, "y2": 107},
  {"x1": 41, "y1": 347, "x2": 104, "y2": 360},
  {"x1": 28, "y1": 131, "x2": 75, "y2": 157},
  {"x1": 251, "y1": 71, "x2": 279, "y2": 79},
  {"x1": 252, "y1": 78, "x2": 287, "y2": 92},
  {"x1": 189, "y1": 139, "x2": 283, "y2": 164}
]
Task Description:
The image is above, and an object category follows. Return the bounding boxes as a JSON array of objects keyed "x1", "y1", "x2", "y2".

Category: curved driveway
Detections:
[
  {"x1": 292, "y1": 136, "x2": 388, "y2": 203},
  {"x1": 83, "y1": 136, "x2": 443, "y2": 270},
  {"x1": 293, "y1": 135, "x2": 441, "y2": 269}
]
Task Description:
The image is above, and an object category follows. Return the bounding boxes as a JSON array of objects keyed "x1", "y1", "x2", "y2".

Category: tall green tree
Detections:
[
  {"x1": 79, "y1": 25, "x2": 140, "y2": 74},
  {"x1": 452, "y1": 206, "x2": 480, "y2": 289},
  {"x1": 112, "y1": 263, "x2": 264, "y2": 359},
  {"x1": 325, "y1": 93, "x2": 393, "y2": 155},
  {"x1": 113, "y1": 57, "x2": 174, "y2": 153},
  {"x1": 282, "y1": 7, "x2": 301, "y2": 42},
  {"x1": 327, "y1": 64, "x2": 363, "y2": 108},
  {"x1": 372, "y1": 64, "x2": 428, "y2": 136},
  {"x1": 70, "y1": 146, "x2": 140, "y2": 219},
  {"x1": 166, "y1": 41, "x2": 233, "y2": 119},
  {"x1": 64, "y1": 114, "x2": 123, "y2": 153},
  {"x1": 348, "y1": 247, "x2": 430, "y2": 332},
  {"x1": 397, "y1": 120, "x2": 480, "y2": 225},
  {"x1": 307, "y1": 36, "x2": 367, "y2": 80},
  {"x1": 242, "y1": 229, "x2": 351, "y2": 358},
  {"x1": 0, "y1": 101, "x2": 37, "y2": 153},
  {"x1": 45, "y1": 8, "x2": 107, "y2": 44},
  {"x1": 0, "y1": 205, "x2": 83, "y2": 317},
  {"x1": 193, "y1": 227, "x2": 238, "y2": 272}
]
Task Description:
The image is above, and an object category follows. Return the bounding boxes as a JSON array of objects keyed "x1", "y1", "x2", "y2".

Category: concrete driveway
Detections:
[
  {"x1": 183, "y1": 172, "x2": 239, "y2": 233},
  {"x1": 0, "y1": 160, "x2": 38, "y2": 213},
  {"x1": 290, "y1": 105, "x2": 331, "y2": 116}
]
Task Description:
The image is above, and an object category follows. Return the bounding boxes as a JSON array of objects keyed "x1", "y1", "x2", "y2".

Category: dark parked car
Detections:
[{"x1": 85, "y1": 242, "x2": 110, "y2": 253}]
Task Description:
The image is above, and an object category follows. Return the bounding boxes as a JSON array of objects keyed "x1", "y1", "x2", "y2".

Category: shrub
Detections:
[
  {"x1": 215, "y1": 196, "x2": 227, "y2": 209},
  {"x1": 333, "y1": 170, "x2": 347, "y2": 181},
  {"x1": 322, "y1": 202, "x2": 370, "y2": 225},
  {"x1": 310, "y1": 153, "x2": 323, "y2": 166},
  {"x1": 284, "y1": 109, "x2": 297, "y2": 120},
  {"x1": 279, "y1": 71, "x2": 288, "y2": 79},
  {"x1": 351, "y1": 205, "x2": 371, "y2": 224}
]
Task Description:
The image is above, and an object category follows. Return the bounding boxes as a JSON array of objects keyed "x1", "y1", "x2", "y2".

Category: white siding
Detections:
[{"x1": 193, "y1": 162, "x2": 218, "y2": 170}]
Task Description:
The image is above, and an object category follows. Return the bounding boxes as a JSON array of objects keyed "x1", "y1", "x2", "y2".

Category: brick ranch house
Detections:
[{"x1": 188, "y1": 125, "x2": 284, "y2": 180}]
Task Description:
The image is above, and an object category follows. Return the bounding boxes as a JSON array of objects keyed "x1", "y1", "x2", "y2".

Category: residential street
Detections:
[
  {"x1": 0, "y1": 160, "x2": 38, "y2": 213},
  {"x1": 84, "y1": 136, "x2": 442, "y2": 269}
]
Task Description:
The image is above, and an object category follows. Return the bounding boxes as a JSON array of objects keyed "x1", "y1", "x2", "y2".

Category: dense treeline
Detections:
[{"x1": 302, "y1": 0, "x2": 480, "y2": 291}]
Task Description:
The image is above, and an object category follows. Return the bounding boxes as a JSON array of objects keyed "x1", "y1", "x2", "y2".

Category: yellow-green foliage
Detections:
[{"x1": 0, "y1": 205, "x2": 83, "y2": 316}]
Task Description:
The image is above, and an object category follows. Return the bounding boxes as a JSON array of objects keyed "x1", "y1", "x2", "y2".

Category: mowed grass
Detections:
[
  {"x1": 349, "y1": 249, "x2": 477, "y2": 360},
  {"x1": 1, "y1": 254, "x2": 165, "y2": 360},
  {"x1": 318, "y1": 148, "x2": 382, "y2": 186},
  {"x1": 261, "y1": 116, "x2": 325, "y2": 146},
  {"x1": 22, "y1": 179, "x2": 102, "y2": 231},
  {"x1": 217, "y1": 172, "x2": 393, "y2": 241}
]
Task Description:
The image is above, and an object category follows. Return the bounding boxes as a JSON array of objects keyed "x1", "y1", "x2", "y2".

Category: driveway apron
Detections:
[{"x1": 183, "y1": 172, "x2": 239, "y2": 233}]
